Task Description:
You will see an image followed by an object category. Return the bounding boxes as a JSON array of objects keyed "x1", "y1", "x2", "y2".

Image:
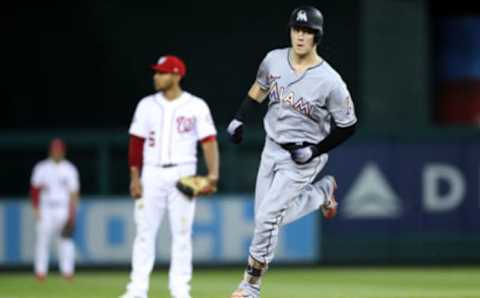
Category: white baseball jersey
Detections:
[
  {"x1": 126, "y1": 90, "x2": 216, "y2": 298},
  {"x1": 129, "y1": 91, "x2": 217, "y2": 166},
  {"x1": 31, "y1": 159, "x2": 80, "y2": 208}
]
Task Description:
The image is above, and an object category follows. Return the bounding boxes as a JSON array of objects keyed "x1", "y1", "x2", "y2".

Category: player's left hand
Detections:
[
  {"x1": 176, "y1": 175, "x2": 217, "y2": 199},
  {"x1": 290, "y1": 145, "x2": 319, "y2": 164},
  {"x1": 61, "y1": 218, "x2": 75, "y2": 238}
]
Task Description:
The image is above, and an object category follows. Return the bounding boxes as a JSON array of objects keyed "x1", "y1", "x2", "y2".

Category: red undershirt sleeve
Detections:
[
  {"x1": 200, "y1": 135, "x2": 217, "y2": 144},
  {"x1": 129, "y1": 134, "x2": 145, "y2": 169},
  {"x1": 30, "y1": 186, "x2": 41, "y2": 208}
]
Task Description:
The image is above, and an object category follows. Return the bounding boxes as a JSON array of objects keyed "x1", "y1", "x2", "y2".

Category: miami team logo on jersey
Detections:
[
  {"x1": 177, "y1": 116, "x2": 194, "y2": 133},
  {"x1": 269, "y1": 81, "x2": 313, "y2": 117},
  {"x1": 296, "y1": 10, "x2": 308, "y2": 22}
]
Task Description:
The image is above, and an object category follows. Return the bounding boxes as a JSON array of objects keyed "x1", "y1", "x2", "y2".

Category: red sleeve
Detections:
[
  {"x1": 129, "y1": 134, "x2": 145, "y2": 169},
  {"x1": 200, "y1": 135, "x2": 217, "y2": 144},
  {"x1": 30, "y1": 186, "x2": 41, "y2": 208}
]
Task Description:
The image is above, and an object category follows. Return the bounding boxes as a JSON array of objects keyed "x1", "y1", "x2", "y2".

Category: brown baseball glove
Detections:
[
  {"x1": 61, "y1": 220, "x2": 75, "y2": 238},
  {"x1": 176, "y1": 176, "x2": 217, "y2": 198}
]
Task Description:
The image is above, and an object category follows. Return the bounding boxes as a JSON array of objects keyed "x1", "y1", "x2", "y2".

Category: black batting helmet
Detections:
[{"x1": 288, "y1": 6, "x2": 324, "y2": 44}]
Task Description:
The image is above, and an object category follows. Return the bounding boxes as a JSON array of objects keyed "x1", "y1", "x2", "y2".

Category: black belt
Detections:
[
  {"x1": 279, "y1": 141, "x2": 316, "y2": 151},
  {"x1": 161, "y1": 163, "x2": 178, "y2": 168}
]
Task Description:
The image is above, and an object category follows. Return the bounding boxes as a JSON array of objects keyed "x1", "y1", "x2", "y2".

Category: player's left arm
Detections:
[
  {"x1": 196, "y1": 101, "x2": 220, "y2": 185},
  {"x1": 61, "y1": 167, "x2": 80, "y2": 238},
  {"x1": 290, "y1": 83, "x2": 357, "y2": 164},
  {"x1": 68, "y1": 191, "x2": 79, "y2": 219},
  {"x1": 316, "y1": 82, "x2": 358, "y2": 154},
  {"x1": 60, "y1": 190, "x2": 79, "y2": 238},
  {"x1": 176, "y1": 135, "x2": 219, "y2": 198},
  {"x1": 68, "y1": 167, "x2": 80, "y2": 225},
  {"x1": 200, "y1": 136, "x2": 219, "y2": 185},
  {"x1": 315, "y1": 121, "x2": 356, "y2": 153}
]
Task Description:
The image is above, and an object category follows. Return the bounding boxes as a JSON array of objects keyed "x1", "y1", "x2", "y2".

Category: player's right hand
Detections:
[
  {"x1": 33, "y1": 208, "x2": 41, "y2": 221},
  {"x1": 227, "y1": 119, "x2": 244, "y2": 144},
  {"x1": 130, "y1": 177, "x2": 143, "y2": 199}
]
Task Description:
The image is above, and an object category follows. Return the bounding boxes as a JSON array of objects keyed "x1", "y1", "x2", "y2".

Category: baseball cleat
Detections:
[
  {"x1": 63, "y1": 274, "x2": 74, "y2": 282},
  {"x1": 118, "y1": 293, "x2": 143, "y2": 298},
  {"x1": 230, "y1": 282, "x2": 260, "y2": 298},
  {"x1": 35, "y1": 273, "x2": 46, "y2": 282},
  {"x1": 230, "y1": 289, "x2": 255, "y2": 298},
  {"x1": 319, "y1": 176, "x2": 338, "y2": 220}
]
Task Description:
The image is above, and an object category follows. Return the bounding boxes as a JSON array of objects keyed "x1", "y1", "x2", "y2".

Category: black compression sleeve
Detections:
[
  {"x1": 315, "y1": 123, "x2": 357, "y2": 154},
  {"x1": 235, "y1": 95, "x2": 261, "y2": 122}
]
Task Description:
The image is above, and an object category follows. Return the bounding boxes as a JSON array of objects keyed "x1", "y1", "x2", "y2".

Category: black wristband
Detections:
[
  {"x1": 315, "y1": 123, "x2": 357, "y2": 154},
  {"x1": 235, "y1": 95, "x2": 261, "y2": 122}
]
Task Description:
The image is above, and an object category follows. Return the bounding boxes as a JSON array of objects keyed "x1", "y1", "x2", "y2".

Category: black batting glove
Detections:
[
  {"x1": 290, "y1": 145, "x2": 320, "y2": 164},
  {"x1": 227, "y1": 119, "x2": 244, "y2": 144}
]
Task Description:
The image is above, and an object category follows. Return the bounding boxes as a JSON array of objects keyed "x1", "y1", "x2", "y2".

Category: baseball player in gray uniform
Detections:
[{"x1": 227, "y1": 6, "x2": 357, "y2": 298}]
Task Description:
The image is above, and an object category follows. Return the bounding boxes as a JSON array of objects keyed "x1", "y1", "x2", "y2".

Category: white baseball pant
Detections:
[
  {"x1": 35, "y1": 205, "x2": 75, "y2": 277},
  {"x1": 126, "y1": 164, "x2": 196, "y2": 298}
]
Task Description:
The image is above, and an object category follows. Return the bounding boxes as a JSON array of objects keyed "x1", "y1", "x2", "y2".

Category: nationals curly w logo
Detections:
[{"x1": 177, "y1": 116, "x2": 194, "y2": 133}]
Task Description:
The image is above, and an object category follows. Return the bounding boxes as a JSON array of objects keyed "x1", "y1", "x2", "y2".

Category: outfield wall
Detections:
[
  {"x1": 0, "y1": 196, "x2": 320, "y2": 266},
  {"x1": 323, "y1": 141, "x2": 480, "y2": 263},
  {"x1": 2, "y1": 141, "x2": 480, "y2": 267}
]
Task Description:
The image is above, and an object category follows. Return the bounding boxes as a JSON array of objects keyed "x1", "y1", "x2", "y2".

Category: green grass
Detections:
[{"x1": 1, "y1": 267, "x2": 480, "y2": 298}]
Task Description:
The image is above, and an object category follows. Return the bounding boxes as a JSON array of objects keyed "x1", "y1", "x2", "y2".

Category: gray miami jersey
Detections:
[{"x1": 256, "y1": 48, "x2": 357, "y2": 144}]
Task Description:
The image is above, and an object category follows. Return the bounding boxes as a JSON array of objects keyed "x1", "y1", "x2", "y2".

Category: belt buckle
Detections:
[{"x1": 161, "y1": 163, "x2": 177, "y2": 168}]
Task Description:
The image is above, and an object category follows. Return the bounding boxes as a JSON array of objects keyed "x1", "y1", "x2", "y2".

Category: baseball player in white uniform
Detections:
[
  {"x1": 30, "y1": 138, "x2": 80, "y2": 281},
  {"x1": 120, "y1": 55, "x2": 219, "y2": 298},
  {"x1": 227, "y1": 6, "x2": 357, "y2": 298}
]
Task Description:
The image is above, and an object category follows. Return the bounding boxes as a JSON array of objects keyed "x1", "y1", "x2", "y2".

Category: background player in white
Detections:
[
  {"x1": 30, "y1": 138, "x2": 80, "y2": 281},
  {"x1": 227, "y1": 6, "x2": 357, "y2": 298},
  {"x1": 120, "y1": 55, "x2": 219, "y2": 298}
]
